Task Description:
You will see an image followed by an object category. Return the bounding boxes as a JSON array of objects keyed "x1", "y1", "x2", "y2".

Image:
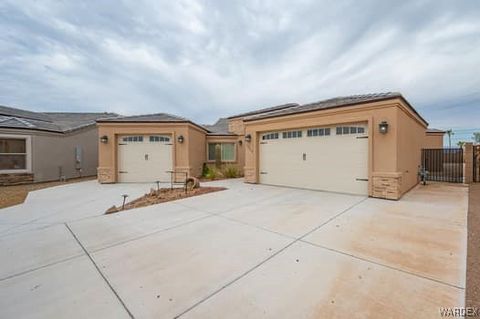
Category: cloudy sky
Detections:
[{"x1": 0, "y1": 1, "x2": 479, "y2": 133}]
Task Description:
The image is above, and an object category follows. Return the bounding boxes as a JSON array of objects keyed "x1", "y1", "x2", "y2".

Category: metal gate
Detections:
[
  {"x1": 421, "y1": 148, "x2": 463, "y2": 183},
  {"x1": 474, "y1": 145, "x2": 480, "y2": 183}
]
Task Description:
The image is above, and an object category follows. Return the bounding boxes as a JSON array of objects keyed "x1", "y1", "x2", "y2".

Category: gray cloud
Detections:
[{"x1": 0, "y1": 0, "x2": 479, "y2": 128}]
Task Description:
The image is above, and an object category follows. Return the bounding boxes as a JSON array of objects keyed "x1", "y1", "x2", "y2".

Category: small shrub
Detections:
[
  {"x1": 205, "y1": 166, "x2": 217, "y2": 180},
  {"x1": 202, "y1": 163, "x2": 209, "y2": 177},
  {"x1": 223, "y1": 165, "x2": 239, "y2": 178}
]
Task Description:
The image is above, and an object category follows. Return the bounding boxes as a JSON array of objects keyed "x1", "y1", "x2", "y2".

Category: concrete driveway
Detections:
[{"x1": 0, "y1": 179, "x2": 467, "y2": 318}]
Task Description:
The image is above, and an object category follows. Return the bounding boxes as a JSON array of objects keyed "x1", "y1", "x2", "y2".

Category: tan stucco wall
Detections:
[
  {"x1": 396, "y1": 107, "x2": 427, "y2": 195},
  {"x1": 0, "y1": 127, "x2": 99, "y2": 182},
  {"x1": 242, "y1": 98, "x2": 428, "y2": 199},
  {"x1": 188, "y1": 126, "x2": 207, "y2": 177},
  {"x1": 228, "y1": 118, "x2": 245, "y2": 135},
  {"x1": 97, "y1": 122, "x2": 206, "y2": 183},
  {"x1": 424, "y1": 133, "x2": 444, "y2": 149},
  {"x1": 205, "y1": 135, "x2": 245, "y2": 173}
]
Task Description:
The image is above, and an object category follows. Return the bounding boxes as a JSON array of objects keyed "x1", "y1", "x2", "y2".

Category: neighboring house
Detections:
[
  {"x1": 0, "y1": 105, "x2": 117, "y2": 185},
  {"x1": 97, "y1": 92, "x2": 445, "y2": 200}
]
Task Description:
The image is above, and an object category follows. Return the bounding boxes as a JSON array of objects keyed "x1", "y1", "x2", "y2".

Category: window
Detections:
[
  {"x1": 262, "y1": 132, "x2": 279, "y2": 140},
  {"x1": 282, "y1": 130, "x2": 302, "y2": 139},
  {"x1": 149, "y1": 135, "x2": 170, "y2": 142},
  {"x1": 0, "y1": 138, "x2": 28, "y2": 171},
  {"x1": 208, "y1": 143, "x2": 235, "y2": 161},
  {"x1": 122, "y1": 136, "x2": 143, "y2": 142},
  {"x1": 307, "y1": 128, "x2": 331, "y2": 137},
  {"x1": 336, "y1": 126, "x2": 367, "y2": 135}
]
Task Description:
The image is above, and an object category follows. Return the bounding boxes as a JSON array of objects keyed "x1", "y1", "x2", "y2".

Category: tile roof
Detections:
[
  {"x1": 227, "y1": 103, "x2": 299, "y2": 119},
  {"x1": 426, "y1": 128, "x2": 446, "y2": 133},
  {"x1": 242, "y1": 92, "x2": 428, "y2": 125},
  {"x1": 96, "y1": 112, "x2": 210, "y2": 132},
  {"x1": 96, "y1": 113, "x2": 187, "y2": 123},
  {"x1": 203, "y1": 118, "x2": 234, "y2": 135},
  {"x1": 0, "y1": 105, "x2": 118, "y2": 133}
]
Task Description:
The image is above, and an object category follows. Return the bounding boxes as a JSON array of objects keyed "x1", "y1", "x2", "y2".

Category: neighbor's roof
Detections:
[
  {"x1": 203, "y1": 118, "x2": 234, "y2": 136},
  {"x1": 227, "y1": 103, "x2": 299, "y2": 119},
  {"x1": 0, "y1": 105, "x2": 118, "y2": 133},
  {"x1": 426, "y1": 128, "x2": 446, "y2": 134},
  {"x1": 97, "y1": 113, "x2": 209, "y2": 132},
  {"x1": 243, "y1": 92, "x2": 428, "y2": 126}
]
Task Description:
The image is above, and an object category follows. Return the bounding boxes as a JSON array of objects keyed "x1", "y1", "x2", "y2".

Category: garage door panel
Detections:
[
  {"x1": 118, "y1": 136, "x2": 173, "y2": 183},
  {"x1": 259, "y1": 126, "x2": 368, "y2": 195}
]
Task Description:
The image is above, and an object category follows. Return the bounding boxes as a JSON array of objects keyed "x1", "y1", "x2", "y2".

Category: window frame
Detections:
[
  {"x1": 207, "y1": 142, "x2": 236, "y2": 162},
  {"x1": 0, "y1": 134, "x2": 32, "y2": 173}
]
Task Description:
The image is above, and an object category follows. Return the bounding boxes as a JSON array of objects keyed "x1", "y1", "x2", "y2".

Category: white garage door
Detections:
[
  {"x1": 259, "y1": 124, "x2": 368, "y2": 195},
  {"x1": 117, "y1": 135, "x2": 173, "y2": 183}
]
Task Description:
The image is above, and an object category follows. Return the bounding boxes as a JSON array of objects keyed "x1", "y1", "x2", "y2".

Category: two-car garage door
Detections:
[
  {"x1": 117, "y1": 135, "x2": 172, "y2": 183},
  {"x1": 259, "y1": 124, "x2": 368, "y2": 195}
]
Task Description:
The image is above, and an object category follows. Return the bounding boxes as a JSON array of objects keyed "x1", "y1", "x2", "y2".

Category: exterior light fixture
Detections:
[
  {"x1": 245, "y1": 134, "x2": 252, "y2": 142},
  {"x1": 100, "y1": 135, "x2": 109, "y2": 143},
  {"x1": 238, "y1": 140, "x2": 243, "y2": 146},
  {"x1": 177, "y1": 135, "x2": 184, "y2": 143},
  {"x1": 379, "y1": 121, "x2": 389, "y2": 134}
]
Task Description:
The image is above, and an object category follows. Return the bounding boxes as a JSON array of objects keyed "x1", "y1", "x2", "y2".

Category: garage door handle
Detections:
[
  {"x1": 260, "y1": 172, "x2": 268, "y2": 174},
  {"x1": 119, "y1": 171, "x2": 128, "y2": 174},
  {"x1": 356, "y1": 136, "x2": 368, "y2": 139},
  {"x1": 356, "y1": 178, "x2": 368, "y2": 181}
]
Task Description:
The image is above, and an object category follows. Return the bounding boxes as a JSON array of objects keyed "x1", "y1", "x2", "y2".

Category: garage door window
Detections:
[
  {"x1": 149, "y1": 136, "x2": 170, "y2": 142},
  {"x1": 336, "y1": 126, "x2": 366, "y2": 135},
  {"x1": 262, "y1": 132, "x2": 279, "y2": 140},
  {"x1": 208, "y1": 143, "x2": 236, "y2": 162},
  {"x1": 0, "y1": 137, "x2": 29, "y2": 171},
  {"x1": 307, "y1": 128, "x2": 331, "y2": 137},
  {"x1": 282, "y1": 131, "x2": 302, "y2": 139},
  {"x1": 122, "y1": 136, "x2": 144, "y2": 142}
]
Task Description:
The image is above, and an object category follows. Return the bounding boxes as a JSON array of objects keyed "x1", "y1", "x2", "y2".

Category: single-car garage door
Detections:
[
  {"x1": 259, "y1": 124, "x2": 368, "y2": 195},
  {"x1": 118, "y1": 135, "x2": 173, "y2": 182}
]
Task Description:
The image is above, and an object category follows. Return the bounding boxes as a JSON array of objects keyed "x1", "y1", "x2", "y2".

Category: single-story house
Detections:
[
  {"x1": 97, "y1": 92, "x2": 445, "y2": 200},
  {"x1": 0, "y1": 105, "x2": 117, "y2": 185}
]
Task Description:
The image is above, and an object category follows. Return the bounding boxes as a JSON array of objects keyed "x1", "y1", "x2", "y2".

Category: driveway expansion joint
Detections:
[
  {"x1": 300, "y1": 240, "x2": 465, "y2": 291},
  {"x1": 64, "y1": 223, "x2": 135, "y2": 319},
  {"x1": 174, "y1": 195, "x2": 368, "y2": 318},
  {"x1": 0, "y1": 254, "x2": 85, "y2": 282}
]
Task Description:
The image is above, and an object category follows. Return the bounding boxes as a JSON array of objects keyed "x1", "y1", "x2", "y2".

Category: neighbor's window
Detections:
[
  {"x1": 0, "y1": 138, "x2": 27, "y2": 170},
  {"x1": 208, "y1": 143, "x2": 235, "y2": 161}
]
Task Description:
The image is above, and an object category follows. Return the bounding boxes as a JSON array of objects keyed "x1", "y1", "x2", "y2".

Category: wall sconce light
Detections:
[
  {"x1": 238, "y1": 140, "x2": 243, "y2": 146},
  {"x1": 245, "y1": 134, "x2": 252, "y2": 142},
  {"x1": 100, "y1": 135, "x2": 108, "y2": 143},
  {"x1": 177, "y1": 135, "x2": 184, "y2": 143},
  {"x1": 379, "y1": 121, "x2": 389, "y2": 134}
]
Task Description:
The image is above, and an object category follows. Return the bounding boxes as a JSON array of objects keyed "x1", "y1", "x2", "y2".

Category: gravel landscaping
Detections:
[
  {"x1": 467, "y1": 183, "x2": 480, "y2": 307},
  {"x1": 105, "y1": 186, "x2": 226, "y2": 214}
]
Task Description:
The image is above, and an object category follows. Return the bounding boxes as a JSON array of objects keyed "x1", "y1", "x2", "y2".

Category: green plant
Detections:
[
  {"x1": 202, "y1": 163, "x2": 209, "y2": 177},
  {"x1": 203, "y1": 166, "x2": 218, "y2": 180},
  {"x1": 222, "y1": 165, "x2": 239, "y2": 178},
  {"x1": 473, "y1": 132, "x2": 480, "y2": 143}
]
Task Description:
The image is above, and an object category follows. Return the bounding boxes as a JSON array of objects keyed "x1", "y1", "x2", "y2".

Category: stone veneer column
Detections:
[
  {"x1": 371, "y1": 172, "x2": 403, "y2": 200},
  {"x1": 97, "y1": 167, "x2": 114, "y2": 183},
  {"x1": 463, "y1": 143, "x2": 473, "y2": 184}
]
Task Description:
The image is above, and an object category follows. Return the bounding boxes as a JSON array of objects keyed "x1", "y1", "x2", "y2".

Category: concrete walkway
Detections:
[{"x1": 0, "y1": 179, "x2": 468, "y2": 318}]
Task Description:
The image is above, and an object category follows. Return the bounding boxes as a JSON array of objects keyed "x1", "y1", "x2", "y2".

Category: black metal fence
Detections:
[{"x1": 421, "y1": 148, "x2": 463, "y2": 183}]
